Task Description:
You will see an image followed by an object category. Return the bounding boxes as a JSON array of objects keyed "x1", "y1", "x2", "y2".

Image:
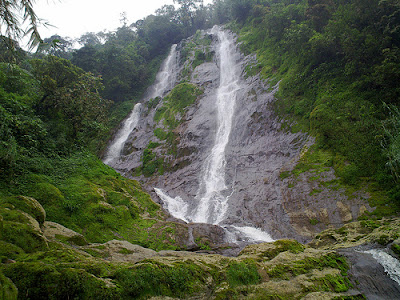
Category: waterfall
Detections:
[
  {"x1": 155, "y1": 27, "x2": 273, "y2": 243},
  {"x1": 103, "y1": 103, "x2": 142, "y2": 165},
  {"x1": 191, "y1": 27, "x2": 241, "y2": 225},
  {"x1": 364, "y1": 249, "x2": 400, "y2": 286},
  {"x1": 103, "y1": 44, "x2": 178, "y2": 166}
]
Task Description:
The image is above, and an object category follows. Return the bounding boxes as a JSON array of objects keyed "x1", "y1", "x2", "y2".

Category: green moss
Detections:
[
  {"x1": 146, "y1": 97, "x2": 161, "y2": 110},
  {"x1": 115, "y1": 261, "x2": 205, "y2": 298},
  {"x1": 310, "y1": 188, "x2": 322, "y2": 195},
  {"x1": 118, "y1": 248, "x2": 133, "y2": 255},
  {"x1": 226, "y1": 261, "x2": 261, "y2": 288},
  {"x1": 335, "y1": 226, "x2": 348, "y2": 235},
  {"x1": 140, "y1": 146, "x2": 165, "y2": 177},
  {"x1": 267, "y1": 253, "x2": 349, "y2": 279},
  {"x1": 332, "y1": 296, "x2": 366, "y2": 300},
  {"x1": 0, "y1": 195, "x2": 46, "y2": 224},
  {"x1": 1, "y1": 221, "x2": 48, "y2": 253},
  {"x1": 22, "y1": 174, "x2": 65, "y2": 207},
  {"x1": 154, "y1": 83, "x2": 202, "y2": 128},
  {"x1": 311, "y1": 274, "x2": 352, "y2": 293},
  {"x1": 261, "y1": 240, "x2": 305, "y2": 260},
  {"x1": 376, "y1": 234, "x2": 391, "y2": 246},
  {"x1": 154, "y1": 128, "x2": 168, "y2": 140},
  {"x1": 0, "y1": 241, "x2": 24, "y2": 261},
  {"x1": 291, "y1": 147, "x2": 334, "y2": 178},
  {"x1": 392, "y1": 243, "x2": 400, "y2": 256},
  {"x1": 2, "y1": 262, "x2": 119, "y2": 299},
  {"x1": 0, "y1": 271, "x2": 18, "y2": 300},
  {"x1": 360, "y1": 220, "x2": 380, "y2": 230},
  {"x1": 195, "y1": 237, "x2": 212, "y2": 250},
  {"x1": 279, "y1": 171, "x2": 291, "y2": 180}
]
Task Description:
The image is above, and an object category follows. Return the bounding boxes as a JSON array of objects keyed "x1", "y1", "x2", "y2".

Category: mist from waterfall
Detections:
[{"x1": 103, "y1": 44, "x2": 178, "y2": 166}]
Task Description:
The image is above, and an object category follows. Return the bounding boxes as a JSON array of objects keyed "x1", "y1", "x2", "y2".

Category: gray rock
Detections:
[
  {"x1": 339, "y1": 247, "x2": 400, "y2": 299},
  {"x1": 109, "y1": 28, "x2": 372, "y2": 247}
]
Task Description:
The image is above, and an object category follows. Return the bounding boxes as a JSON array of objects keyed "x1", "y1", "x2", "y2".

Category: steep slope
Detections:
[{"x1": 107, "y1": 27, "x2": 373, "y2": 243}]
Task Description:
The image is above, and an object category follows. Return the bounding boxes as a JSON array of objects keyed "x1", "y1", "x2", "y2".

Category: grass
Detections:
[
  {"x1": 266, "y1": 253, "x2": 349, "y2": 279},
  {"x1": 0, "y1": 150, "x2": 192, "y2": 250},
  {"x1": 261, "y1": 240, "x2": 305, "y2": 260},
  {"x1": 226, "y1": 261, "x2": 261, "y2": 288}
]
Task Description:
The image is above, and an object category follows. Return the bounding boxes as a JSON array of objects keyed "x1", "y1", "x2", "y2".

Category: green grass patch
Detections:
[
  {"x1": 115, "y1": 261, "x2": 205, "y2": 298},
  {"x1": 261, "y1": 240, "x2": 305, "y2": 260},
  {"x1": 226, "y1": 261, "x2": 261, "y2": 288},
  {"x1": 267, "y1": 253, "x2": 349, "y2": 279}
]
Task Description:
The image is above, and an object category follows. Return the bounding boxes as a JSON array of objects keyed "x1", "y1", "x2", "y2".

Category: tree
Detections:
[
  {"x1": 174, "y1": 0, "x2": 203, "y2": 32},
  {"x1": 31, "y1": 56, "x2": 110, "y2": 148},
  {"x1": 78, "y1": 32, "x2": 103, "y2": 47},
  {"x1": 37, "y1": 35, "x2": 73, "y2": 59},
  {"x1": 0, "y1": 0, "x2": 44, "y2": 49},
  {"x1": 0, "y1": 37, "x2": 26, "y2": 63}
]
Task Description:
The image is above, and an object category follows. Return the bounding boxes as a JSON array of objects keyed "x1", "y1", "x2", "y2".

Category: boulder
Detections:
[
  {"x1": 1, "y1": 196, "x2": 46, "y2": 225},
  {"x1": 83, "y1": 240, "x2": 158, "y2": 262},
  {"x1": 43, "y1": 221, "x2": 88, "y2": 246}
]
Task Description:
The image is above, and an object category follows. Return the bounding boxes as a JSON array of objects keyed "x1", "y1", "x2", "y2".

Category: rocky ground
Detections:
[{"x1": 1, "y1": 194, "x2": 399, "y2": 299}]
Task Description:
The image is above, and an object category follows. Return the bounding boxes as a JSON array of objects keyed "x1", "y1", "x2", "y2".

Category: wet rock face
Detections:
[
  {"x1": 339, "y1": 247, "x2": 400, "y2": 299},
  {"x1": 113, "y1": 29, "x2": 372, "y2": 243}
]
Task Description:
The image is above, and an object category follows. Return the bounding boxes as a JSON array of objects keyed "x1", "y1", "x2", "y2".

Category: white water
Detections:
[
  {"x1": 364, "y1": 249, "x2": 400, "y2": 286},
  {"x1": 103, "y1": 45, "x2": 178, "y2": 166},
  {"x1": 148, "y1": 44, "x2": 178, "y2": 99},
  {"x1": 155, "y1": 27, "x2": 273, "y2": 243},
  {"x1": 230, "y1": 226, "x2": 274, "y2": 242},
  {"x1": 154, "y1": 188, "x2": 189, "y2": 223},
  {"x1": 103, "y1": 103, "x2": 142, "y2": 165},
  {"x1": 191, "y1": 27, "x2": 241, "y2": 225}
]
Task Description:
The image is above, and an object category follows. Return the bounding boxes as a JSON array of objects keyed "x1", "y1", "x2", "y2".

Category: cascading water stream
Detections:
[
  {"x1": 191, "y1": 27, "x2": 241, "y2": 225},
  {"x1": 363, "y1": 249, "x2": 400, "y2": 286},
  {"x1": 103, "y1": 103, "x2": 142, "y2": 165},
  {"x1": 103, "y1": 45, "x2": 178, "y2": 166},
  {"x1": 155, "y1": 27, "x2": 273, "y2": 243}
]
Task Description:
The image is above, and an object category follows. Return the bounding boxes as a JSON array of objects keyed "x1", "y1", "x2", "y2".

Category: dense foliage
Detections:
[{"x1": 229, "y1": 0, "x2": 400, "y2": 205}]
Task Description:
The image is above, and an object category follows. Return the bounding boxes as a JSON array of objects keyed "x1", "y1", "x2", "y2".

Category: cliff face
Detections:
[{"x1": 109, "y1": 28, "x2": 373, "y2": 243}]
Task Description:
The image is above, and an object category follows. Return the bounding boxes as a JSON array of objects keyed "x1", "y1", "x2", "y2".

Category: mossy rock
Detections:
[
  {"x1": 2, "y1": 262, "x2": 118, "y2": 299},
  {"x1": 0, "y1": 215, "x2": 3, "y2": 239},
  {"x1": 43, "y1": 221, "x2": 88, "y2": 246},
  {"x1": 391, "y1": 239, "x2": 400, "y2": 257},
  {"x1": 0, "y1": 271, "x2": 18, "y2": 300},
  {"x1": 2, "y1": 221, "x2": 48, "y2": 253},
  {"x1": 239, "y1": 239, "x2": 305, "y2": 259},
  {"x1": 0, "y1": 241, "x2": 25, "y2": 260},
  {"x1": 1, "y1": 196, "x2": 46, "y2": 225},
  {"x1": 21, "y1": 173, "x2": 64, "y2": 203}
]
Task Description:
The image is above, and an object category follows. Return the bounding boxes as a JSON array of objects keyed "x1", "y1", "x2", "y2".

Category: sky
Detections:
[{"x1": 35, "y1": 0, "x2": 213, "y2": 40}]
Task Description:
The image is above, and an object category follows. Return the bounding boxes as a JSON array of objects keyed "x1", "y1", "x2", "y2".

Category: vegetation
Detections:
[
  {"x1": 232, "y1": 0, "x2": 400, "y2": 212},
  {"x1": 1, "y1": 0, "x2": 400, "y2": 298},
  {"x1": 135, "y1": 81, "x2": 203, "y2": 176}
]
